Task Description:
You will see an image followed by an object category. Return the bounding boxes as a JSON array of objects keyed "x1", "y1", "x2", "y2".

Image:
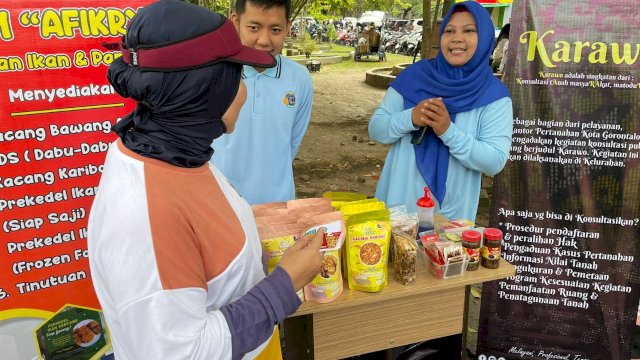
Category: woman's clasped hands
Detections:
[{"x1": 411, "y1": 97, "x2": 451, "y2": 136}]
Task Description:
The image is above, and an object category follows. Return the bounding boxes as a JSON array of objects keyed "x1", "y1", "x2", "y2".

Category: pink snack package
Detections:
[{"x1": 286, "y1": 197, "x2": 332, "y2": 209}]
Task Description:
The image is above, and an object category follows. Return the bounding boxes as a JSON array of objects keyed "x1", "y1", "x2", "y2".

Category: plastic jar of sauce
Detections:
[
  {"x1": 461, "y1": 230, "x2": 481, "y2": 271},
  {"x1": 482, "y1": 228, "x2": 502, "y2": 269}
]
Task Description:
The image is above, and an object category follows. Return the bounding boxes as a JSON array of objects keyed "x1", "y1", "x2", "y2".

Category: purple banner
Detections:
[{"x1": 477, "y1": 1, "x2": 640, "y2": 359}]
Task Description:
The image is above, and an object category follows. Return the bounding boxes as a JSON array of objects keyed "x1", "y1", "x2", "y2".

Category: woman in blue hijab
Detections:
[{"x1": 368, "y1": 1, "x2": 513, "y2": 221}]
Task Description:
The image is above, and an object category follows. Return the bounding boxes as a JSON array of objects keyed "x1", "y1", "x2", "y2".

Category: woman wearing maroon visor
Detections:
[{"x1": 88, "y1": 1, "x2": 323, "y2": 359}]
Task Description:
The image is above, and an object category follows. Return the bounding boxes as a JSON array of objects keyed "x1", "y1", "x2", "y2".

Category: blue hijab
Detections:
[{"x1": 389, "y1": 1, "x2": 509, "y2": 205}]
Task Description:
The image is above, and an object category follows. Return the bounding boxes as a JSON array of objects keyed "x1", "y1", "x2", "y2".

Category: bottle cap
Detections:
[
  {"x1": 484, "y1": 228, "x2": 503, "y2": 241},
  {"x1": 416, "y1": 187, "x2": 435, "y2": 208},
  {"x1": 462, "y1": 230, "x2": 481, "y2": 242}
]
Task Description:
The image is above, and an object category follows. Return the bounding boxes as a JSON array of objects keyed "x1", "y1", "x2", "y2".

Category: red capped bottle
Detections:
[{"x1": 416, "y1": 187, "x2": 435, "y2": 238}]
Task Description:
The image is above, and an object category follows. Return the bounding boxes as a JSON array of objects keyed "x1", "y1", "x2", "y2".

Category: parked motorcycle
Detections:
[{"x1": 405, "y1": 31, "x2": 422, "y2": 57}]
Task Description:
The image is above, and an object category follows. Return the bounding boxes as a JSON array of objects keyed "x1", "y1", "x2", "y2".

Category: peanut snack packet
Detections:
[
  {"x1": 392, "y1": 229, "x2": 417, "y2": 285},
  {"x1": 345, "y1": 209, "x2": 391, "y2": 293}
]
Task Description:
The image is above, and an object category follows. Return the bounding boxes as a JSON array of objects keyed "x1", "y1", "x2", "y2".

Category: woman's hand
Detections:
[
  {"x1": 411, "y1": 98, "x2": 451, "y2": 136},
  {"x1": 278, "y1": 229, "x2": 324, "y2": 291}
]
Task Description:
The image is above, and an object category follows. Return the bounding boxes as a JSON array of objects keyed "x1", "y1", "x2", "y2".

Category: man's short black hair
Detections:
[{"x1": 235, "y1": 0, "x2": 291, "y2": 21}]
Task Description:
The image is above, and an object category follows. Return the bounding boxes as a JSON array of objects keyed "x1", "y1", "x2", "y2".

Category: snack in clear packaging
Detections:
[
  {"x1": 392, "y1": 230, "x2": 417, "y2": 285},
  {"x1": 387, "y1": 204, "x2": 408, "y2": 218},
  {"x1": 420, "y1": 236, "x2": 468, "y2": 279},
  {"x1": 439, "y1": 232, "x2": 462, "y2": 242},
  {"x1": 435, "y1": 218, "x2": 474, "y2": 234},
  {"x1": 420, "y1": 231, "x2": 439, "y2": 243},
  {"x1": 427, "y1": 255, "x2": 469, "y2": 279},
  {"x1": 391, "y1": 213, "x2": 418, "y2": 240}
]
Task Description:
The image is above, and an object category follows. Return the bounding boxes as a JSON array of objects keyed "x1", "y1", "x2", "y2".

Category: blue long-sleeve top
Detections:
[{"x1": 368, "y1": 87, "x2": 513, "y2": 220}]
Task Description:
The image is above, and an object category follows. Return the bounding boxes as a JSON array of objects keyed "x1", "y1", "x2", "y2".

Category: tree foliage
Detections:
[
  {"x1": 185, "y1": 0, "x2": 450, "y2": 22},
  {"x1": 325, "y1": 23, "x2": 337, "y2": 47},
  {"x1": 185, "y1": 0, "x2": 232, "y2": 16},
  {"x1": 297, "y1": 32, "x2": 317, "y2": 57},
  {"x1": 421, "y1": 0, "x2": 455, "y2": 59},
  {"x1": 299, "y1": 0, "x2": 425, "y2": 20},
  {"x1": 388, "y1": 0, "x2": 422, "y2": 19}
]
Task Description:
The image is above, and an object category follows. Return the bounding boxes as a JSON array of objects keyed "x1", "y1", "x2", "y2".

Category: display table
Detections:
[{"x1": 283, "y1": 259, "x2": 515, "y2": 360}]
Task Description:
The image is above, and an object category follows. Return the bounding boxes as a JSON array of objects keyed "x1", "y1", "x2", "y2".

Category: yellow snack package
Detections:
[
  {"x1": 345, "y1": 209, "x2": 391, "y2": 292},
  {"x1": 259, "y1": 224, "x2": 305, "y2": 301},
  {"x1": 322, "y1": 191, "x2": 368, "y2": 208},
  {"x1": 258, "y1": 224, "x2": 302, "y2": 274},
  {"x1": 340, "y1": 201, "x2": 386, "y2": 221},
  {"x1": 338, "y1": 202, "x2": 384, "y2": 277},
  {"x1": 333, "y1": 198, "x2": 379, "y2": 211},
  {"x1": 262, "y1": 233, "x2": 296, "y2": 274}
]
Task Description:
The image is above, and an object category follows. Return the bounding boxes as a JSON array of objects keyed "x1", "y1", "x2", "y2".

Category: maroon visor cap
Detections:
[{"x1": 103, "y1": 16, "x2": 276, "y2": 72}]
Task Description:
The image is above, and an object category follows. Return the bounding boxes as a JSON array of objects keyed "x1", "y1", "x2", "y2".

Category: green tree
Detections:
[
  {"x1": 442, "y1": 0, "x2": 454, "y2": 15},
  {"x1": 303, "y1": 0, "x2": 358, "y2": 20},
  {"x1": 420, "y1": 0, "x2": 452, "y2": 59},
  {"x1": 186, "y1": 0, "x2": 232, "y2": 16},
  {"x1": 389, "y1": 0, "x2": 422, "y2": 19},
  {"x1": 297, "y1": 32, "x2": 317, "y2": 57},
  {"x1": 291, "y1": 0, "x2": 310, "y2": 20},
  {"x1": 325, "y1": 23, "x2": 337, "y2": 47}
]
